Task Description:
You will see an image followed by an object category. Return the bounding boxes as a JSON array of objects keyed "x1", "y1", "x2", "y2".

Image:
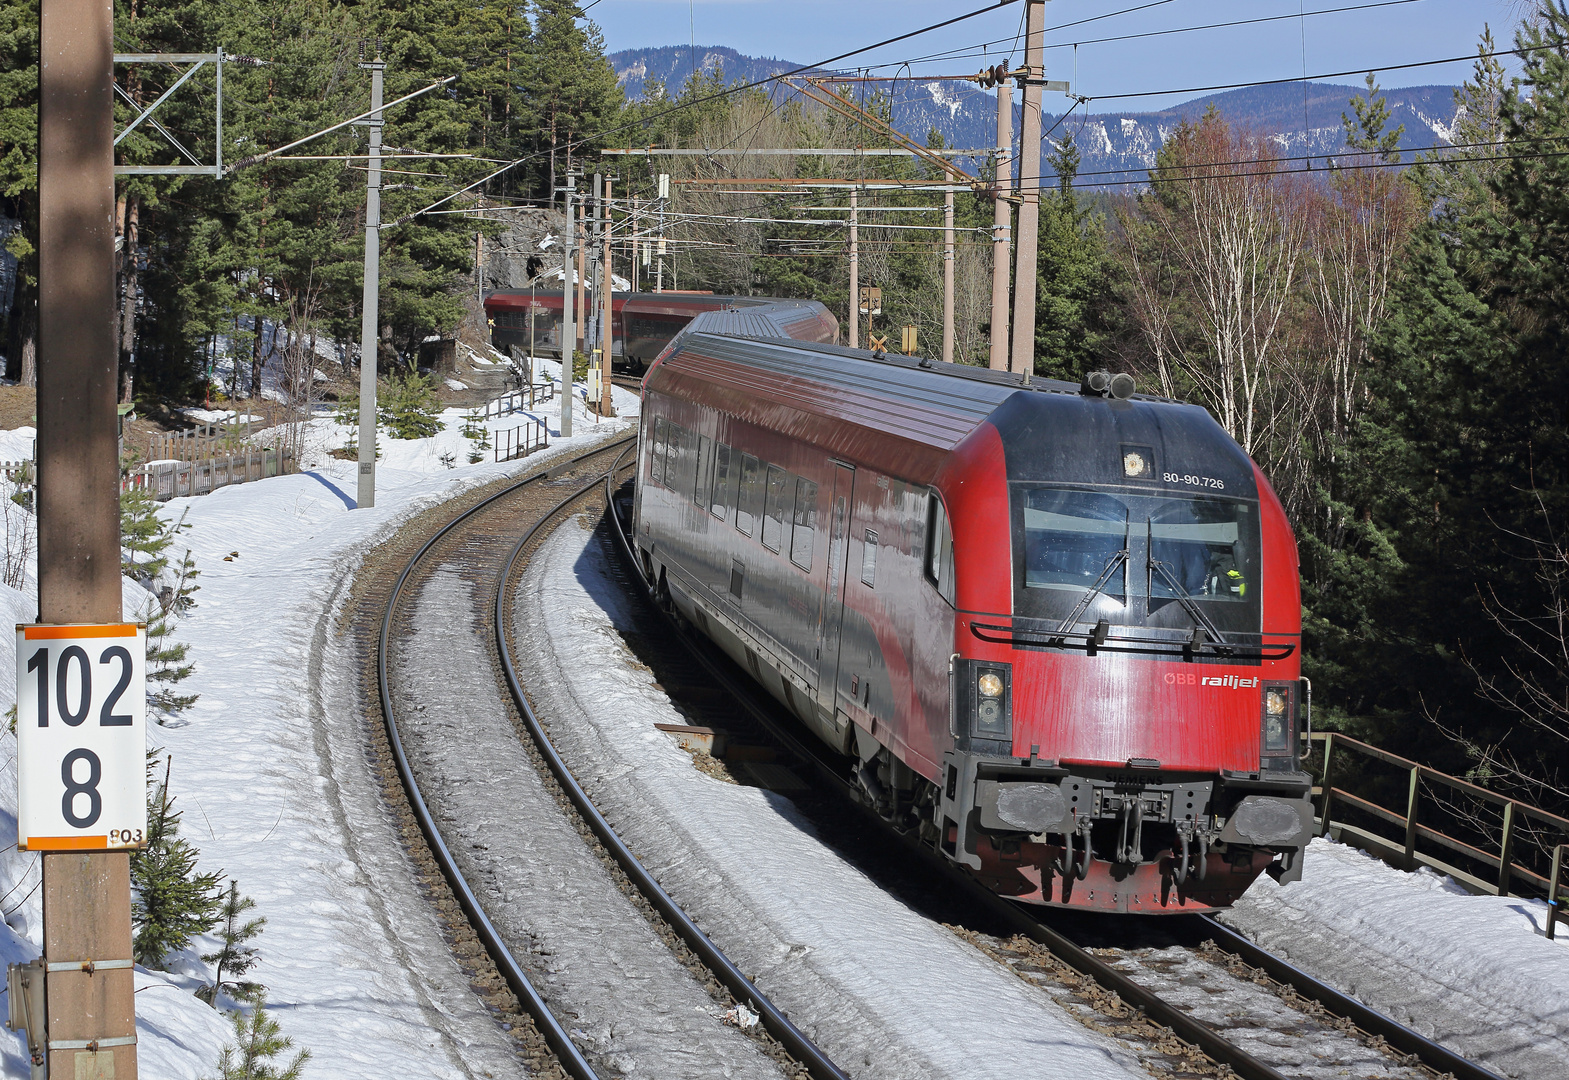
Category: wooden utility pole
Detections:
[
  {"x1": 848, "y1": 189, "x2": 859, "y2": 349},
  {"x1": 600, "y1": 177, "x2": 615, "y2": 418},
  {"x1": 942, "y1": 188, "x2": 955, "y2": 364},
  {"x1": 1009, "y1": 0, "x2": 1047, "y2": 381},
  {"x1": 37, "y1": 0, "x2": 138, "y2": 1074},
  {"x1": 989, "y1": 80, "x2": 1013, "y2": 371}
]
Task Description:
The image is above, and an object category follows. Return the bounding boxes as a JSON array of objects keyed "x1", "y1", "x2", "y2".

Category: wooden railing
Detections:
[
  {"x1": 494, "y1": 419, "x2": 547, "y2": 463},
  {"x1": 1311, "y1": 731, "x2": 1569, "y2": 910},
  {"x1": 124, "y1": 448, "x2": 291, "y2": 500},
  {"x1": 147, "y1": 419, "x2": 256, "y2": 463}
]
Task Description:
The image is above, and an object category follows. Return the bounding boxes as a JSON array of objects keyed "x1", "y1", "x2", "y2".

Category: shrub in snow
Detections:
[
  {"x1": 207, "y1": 995, "x2": 310, "y2": 1080},
  {"x1": 132, "y1": 755, "x2": 223, "y2": 968},
  {"x1": 120, "y1": 484, "x2": 177, "y2": 588},
  {"x1": 1, "y1": 470, "x2": 35, "y2": 589},
  {"x1": 199, "y1": 880, "x2": 264, "y2": 1007},
  {"x1": 121, "y1": 488, "x2": 201, "y2": 719},
  {"x1": 379, "y1": 366, "x2": 443, "y2": 440}
]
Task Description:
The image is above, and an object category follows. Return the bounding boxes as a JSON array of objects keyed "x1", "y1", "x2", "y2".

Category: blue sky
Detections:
[{"x1": 587, "y1": 0, "x2": 1527, "y2": 112}]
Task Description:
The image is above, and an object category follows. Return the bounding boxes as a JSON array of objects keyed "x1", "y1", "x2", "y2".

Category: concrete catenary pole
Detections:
[
  {"x1": 942, "y1": 187, "x2": 955, "y2": 364},
  {"x1": 356, "y1": 57, "x2": 384, "y2": 508},
  {"x1": 989, "y1": 80, "x2": 1013, "y2": 371},
  {"x1": 574, "y1": 199, "x2": 587, "y2": 357},
  {"x1": 1009, "y1": 0, "x2": 1047, "y2": 381},
  {"x1": 37, "y1": 0, "x2": 138, "y2": 1073},
  {"x1": 600, "y1": 176, "x2": 616, "y2": 418},
  {"x1": 560, "y1": 182, "x2": 575, "y2": 440},
  {"x1": 848, "y1": 188, "x2": 859, "y2": 350}
]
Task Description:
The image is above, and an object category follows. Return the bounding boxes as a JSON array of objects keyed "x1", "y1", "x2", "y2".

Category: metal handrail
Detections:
[{"x1": 1311, "y1": 731, "x2": 1569, "y2": 901}]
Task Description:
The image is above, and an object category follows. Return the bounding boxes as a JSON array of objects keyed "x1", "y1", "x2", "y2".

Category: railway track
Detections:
[
  {"x1": 599, "y1": 475, "x2": 1510, "y2": 1080},
  {"x1": 356, "y1": 434, "x2": 847, "y2": 1080}
]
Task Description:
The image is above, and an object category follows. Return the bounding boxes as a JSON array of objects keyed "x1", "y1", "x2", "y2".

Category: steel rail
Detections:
[
  {"x1": 488, "y1": 446, "x2": 851, "y2": 1080},
  {"x1": 1198, "y1": 915, "x2": 1509, "y2": 1080},
  {"x1": 378, "y1": 439, "x2": 633, "y2": 1080},
  {"x1": 603, "y1": 479, "x2": 1508, "y2": 1080}
]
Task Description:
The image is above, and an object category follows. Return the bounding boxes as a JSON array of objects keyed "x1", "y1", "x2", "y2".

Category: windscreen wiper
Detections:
[
  {"x1": 1147, "y1": 553, "x2": 1227, "y2": 645},
  {"x1": 1055, "y1": 548, "x2": 1129, "y2": 636}
]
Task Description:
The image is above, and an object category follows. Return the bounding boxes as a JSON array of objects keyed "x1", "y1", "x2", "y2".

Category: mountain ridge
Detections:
[{"x1": 610, "y1": 44, "x2": 1465, "y2": 186}]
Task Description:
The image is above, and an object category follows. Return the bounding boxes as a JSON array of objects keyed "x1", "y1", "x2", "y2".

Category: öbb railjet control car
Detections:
[{"x1": 631, "y1": 304, "x2": 1313, "y2": 912}]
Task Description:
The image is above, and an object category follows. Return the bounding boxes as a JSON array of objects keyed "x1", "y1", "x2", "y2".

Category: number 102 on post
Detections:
[{"x1": 16, "y1": 624, "x2": 148, "y2": 851}]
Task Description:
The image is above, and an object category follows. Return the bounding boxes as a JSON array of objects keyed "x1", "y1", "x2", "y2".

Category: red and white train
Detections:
[{"x1": 630, "y1": 302, "x2": 1312, "y2": 912}]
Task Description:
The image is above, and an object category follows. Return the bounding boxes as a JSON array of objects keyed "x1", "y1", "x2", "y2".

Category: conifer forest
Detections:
[{"x1": 3, "y1": 0, "x2": 1569, "y2": 819}]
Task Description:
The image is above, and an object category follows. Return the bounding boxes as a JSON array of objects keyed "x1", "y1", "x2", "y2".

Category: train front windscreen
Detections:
[{"x1": 1009, "y1": 485, "x2": 1262, "y2": 637}]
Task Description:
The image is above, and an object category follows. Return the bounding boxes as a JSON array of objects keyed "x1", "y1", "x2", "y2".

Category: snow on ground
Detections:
[
  {"x1": 0, "y1": 364, "x2": 638, "y2": 1079},
  {"x1": 1222, "y1": 835, "x2": 1569, "y2": 1079},
  {"x1": 513, "y1": 520, "x2": 1149, "y2": 1080},
  {"x1": 298, "y1": 358, "x2": 610, "y2": 478},
  {"x1": 0, "y1": 428, "x2": 32, "y2": 463}
]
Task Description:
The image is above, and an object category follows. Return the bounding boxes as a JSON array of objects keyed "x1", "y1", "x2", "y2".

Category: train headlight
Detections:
[
  {"x1": 967, "y1": 663, "x2": 1012, "y2": 741},
  {"x1": 1261, "y1": 683, "x2": 1294, "y2": 759}
]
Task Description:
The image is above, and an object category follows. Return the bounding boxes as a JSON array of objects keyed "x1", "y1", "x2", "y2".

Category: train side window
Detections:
[
  {"x1": 925, "y1": 494, "x2": 956, "y2": 606},
  {"x1": 664, "y1": 424, "x2": 686, "y2": 493},
  {"x1": 710, "y1": 444, "x2": 733, "y2": 520},
  {"x1": 735, "y1": 454, "x2": 762, "y2": 536},
  {"x1": 861, "y1": 530, "x2": 878, "y2": 587},
  {"x1": 761, "y1": 466, "x2": 789, "y2": 552},
  {"x1": 694, "y1": 435, "x2": 713, "y2": 506},
  {"x1": 649, "y1": 418, "x2": 667, "y2": 487},
  {"x1": 790, "y1": 478, "x2": 818, "y2": 570}
]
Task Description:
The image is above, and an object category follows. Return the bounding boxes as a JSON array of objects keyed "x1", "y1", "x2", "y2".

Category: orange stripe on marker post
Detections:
[
  {"x1": 21, "y1": 624, "x2": 138, "y2": 639},
  {"x1": 22, "y1": 836, "x2": 111, "y2": 851}
]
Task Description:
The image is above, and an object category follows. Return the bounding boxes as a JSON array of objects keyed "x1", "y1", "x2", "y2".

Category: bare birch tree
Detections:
[{"x1": 1121, "y1": 110, "x2": 1309, "y2": 458}]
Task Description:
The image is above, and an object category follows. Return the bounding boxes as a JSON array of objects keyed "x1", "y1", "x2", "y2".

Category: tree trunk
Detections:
[
  {"x1": 13, "y1": 293, "x2": 36, "y2": 389},
  {"x1": 250, "y1": 315, "x2": 264, "y2": 398},
  {"x1": 119, "y1": 195, "x2": 140, "y2": 403}
]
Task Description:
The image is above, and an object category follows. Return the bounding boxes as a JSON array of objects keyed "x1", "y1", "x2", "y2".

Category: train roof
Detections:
[
  {"x1": 483, "y1": 289, "x2": 780, "y2": 316},
  {"x1": 647, "y1": 305, "x2": 1195, "y2": 484}
]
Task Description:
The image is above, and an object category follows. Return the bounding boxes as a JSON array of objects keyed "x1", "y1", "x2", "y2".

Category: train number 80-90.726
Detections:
[{"x1": 1164, "y1": 472, "x2": 1225, "y2": 490}]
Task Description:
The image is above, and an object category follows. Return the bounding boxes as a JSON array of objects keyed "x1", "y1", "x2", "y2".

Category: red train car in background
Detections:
[
  {"x1": 483, "y1": 289, "x2": 837, "y2": 371},
  {"x1": 630, "y1": 302, "x2": 1312, "y2": 913}
]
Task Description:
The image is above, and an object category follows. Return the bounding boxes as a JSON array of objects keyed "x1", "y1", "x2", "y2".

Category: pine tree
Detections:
[
  {"x1": 0, "y1": 0, "x2": 39, "y2": 385},
  {"x1": 1033, "y1": 131, "x2": 1111, "y2": 380},
  {"x1": 121, "y1": 483, "x2": 174, "y2": 587},
  {"x1": 207, "y1": 995, "x2": 310, "y2": 1080},
  {"x1": 378, "y1": 365, "x2": 443, "y2": 439},
  {"x1": 131, "y1": 756, "x2": 223, "y2": 967},
  {"x1": 520, "y1": 0, "x2": 624, "y2": 197},
  {"x1": 122, "y1": 491, "x2": 200, "y2": 718},
  {"x1": 200, "y1": 880, "x2": 264, "y2": 1007}
]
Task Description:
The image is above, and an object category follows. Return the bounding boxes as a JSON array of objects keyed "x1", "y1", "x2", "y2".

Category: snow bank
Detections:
[{"x1": 1222, "y1": 836, "x2": 1569, "y2": 1079}]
